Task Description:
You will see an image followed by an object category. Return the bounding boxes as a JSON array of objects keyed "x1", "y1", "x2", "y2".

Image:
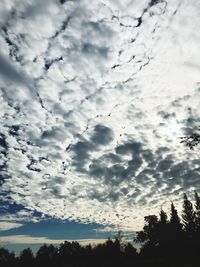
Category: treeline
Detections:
[
  {"x1": 135, "y1": 192, "x2": 200, "y2": 266},
  {"x1": 0, "y1": 192, "x2": 200, "y2": 267}
]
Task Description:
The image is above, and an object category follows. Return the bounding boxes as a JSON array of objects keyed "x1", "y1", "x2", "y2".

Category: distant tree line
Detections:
[{"x1": 0, "y1": 192, "x2": 200, "y2": 267}]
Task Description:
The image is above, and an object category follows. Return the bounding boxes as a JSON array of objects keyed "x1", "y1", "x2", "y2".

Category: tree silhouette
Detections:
[
  {"x1": 0, "y1": 193, "x2": 200, "y2": 267},
  {"x1": 194, "y1": 191, "x2": 200, "y2": 230},
  {"x1": 157, "y1": 209, "x2": 169, "y2": 258},
  {"x1": 182, "y1": 193, "x2": 196, "y2": 238},
  {"x1": 0, "y1": 248, "x2": 15, "y2": 267},
  {"x1": 124, "y1": 242, "x2": 137, "y2": 259},
  {"x1": 180, "y1": 133, "x2": 200, "y2": 149},
  {"x1": 36, "y1": 244, "x2": 57, "y2": 267},
  {"x1": 168, "y1": 202, "x2": 184, "y2": 260},
  {"x1": 19, "y1": 248, "x2": 34, "y2": 267},
  {"x1": 170, "y1": 202, "x2": 182, "y2": 232},
  {"x1": 135, "y1": 215, "x2": 160, "y2": 259},
  {"x1": 193, "y1": 191, "x2": 200, "y2": 261}
]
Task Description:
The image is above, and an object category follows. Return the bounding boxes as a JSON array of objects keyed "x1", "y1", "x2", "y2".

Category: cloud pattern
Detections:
[{"x1": 0, "y1": 0, "x2": 200, "y2": 231}]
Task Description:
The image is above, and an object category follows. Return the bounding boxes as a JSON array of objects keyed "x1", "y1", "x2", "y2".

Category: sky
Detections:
[{"x1": 0, "y1": 0, "x2": 200, "y2": 253}]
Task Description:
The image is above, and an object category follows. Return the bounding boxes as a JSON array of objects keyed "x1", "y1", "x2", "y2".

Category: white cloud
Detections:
[
  {"x1": 0, "y1": 0, "x2": 200, "y2": 232},
  {"x1": 0, "y1": 235, "x2": 106, "y2": 246},
  {"x1": 0, "y1": 221, "x2": 23, "y2": 231}
]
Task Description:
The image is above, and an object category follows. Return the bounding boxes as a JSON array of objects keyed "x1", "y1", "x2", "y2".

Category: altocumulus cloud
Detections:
[{"x1": 0, "y1": 0, "x2": 200, "y2": 231}]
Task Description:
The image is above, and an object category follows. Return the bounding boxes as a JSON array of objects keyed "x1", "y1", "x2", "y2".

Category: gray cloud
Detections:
[
  {"x1": 91, "y1": 124, "x2": 114, "y2": 145},
  {"x1": 0, "y1": 0, "x2": 200, "y2": 231},
  {"x1": 0, "y1": 53, "x2": 33, "y2": 89}
]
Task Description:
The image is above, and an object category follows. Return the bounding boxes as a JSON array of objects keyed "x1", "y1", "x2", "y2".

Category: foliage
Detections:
[
  {"x1": 182, "y1": 193, "x2": 196, "y2": 237},
  {"x1": 135, "y1": 192, "x2": 200, "y2": 265},
  {"x1": 180, "y1": 134, "x2": 200, "y2": 149},
  {"x1": 1, "y1": 193, "x2": 200, "y2": 267}
]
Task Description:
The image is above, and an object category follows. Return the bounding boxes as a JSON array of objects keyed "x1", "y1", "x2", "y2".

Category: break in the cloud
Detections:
[
  {"x1": 0, "y1": 235, "x2": 106, "y2": 246},
  {"x1": 0, "y1": 0, "x2": 200, "y2": 232}
]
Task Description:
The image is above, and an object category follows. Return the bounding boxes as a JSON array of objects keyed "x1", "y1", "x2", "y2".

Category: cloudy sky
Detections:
[{"x1": 0, "y1": 0, "x2": 200, "y2": 252}]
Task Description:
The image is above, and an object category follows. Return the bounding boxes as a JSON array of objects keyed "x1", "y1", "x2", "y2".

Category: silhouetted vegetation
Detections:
[
  {"x1": 1, "y1": 192, "x2": 200, "y2": 267},
  {"x1": 180, "y1": 134, "x2": 200, "y2": 149}
]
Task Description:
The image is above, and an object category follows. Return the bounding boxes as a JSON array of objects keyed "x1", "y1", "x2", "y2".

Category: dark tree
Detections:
[
  {"x1": 36, "y1": 244, "x2": 57, "y2": 267},
  {"x1": 182, "y1": 193, "x2": 196, "y2": 238},
  {"x1": 168, "y1": 203, "x2": 184, "y2": 260},
  {"x1": 0, "y1": 194, "x2": 200, "y2": 267},
  {"x1": 180, "y1": 134, "x2": 200, "y2": 149},
  {"x1": 135, "y1": 215, "x2": 159, "y2": 245},
  {"x1": 157, "y1": 209, "x2": 168, "y2": 245},
  {"x1": 0, "y1": 248, "x2": 15, "y2": 267},
  {"x1": 193, "y1": 191, "x2": 200, "y2": 260},
  {"x1": 194, "y1": 191, "x2": 200, "y2": 229},
  {"x1": 135, "y1": 215, "x2": 160, "y2": 259},
  {"x1": 160, "y1": 209, "x2": 167, "y2": 223},
  {"x1": 19, "y1": 248, "x2": 34, "y2": 267},
  {"x1": 169, "y1": 202, "x2": 182, "y2": 232},
  {"x1": 124, "y1": 242, "x2": 137, "y2": 259}
]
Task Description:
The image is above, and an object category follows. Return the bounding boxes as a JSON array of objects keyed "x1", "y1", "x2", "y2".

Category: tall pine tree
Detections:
[
  {"x1": 157, "y1": 209, "x2": 169, "y2": 257},
  {"x1": 170, "y1": 202, "x2": 182, "y2": 233},
  {"x1": 168, "y1": 202, "x2": 183, "y2": 259},
  {"x1": 194, "y1": 191, "x2": 200, "y2": 233},
  {"x1": 182, "y1": 193, "x2": 196, "y2": 238},
  {"x1": 159, "y1": 209, "x2": 168, "y2": 225}
]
